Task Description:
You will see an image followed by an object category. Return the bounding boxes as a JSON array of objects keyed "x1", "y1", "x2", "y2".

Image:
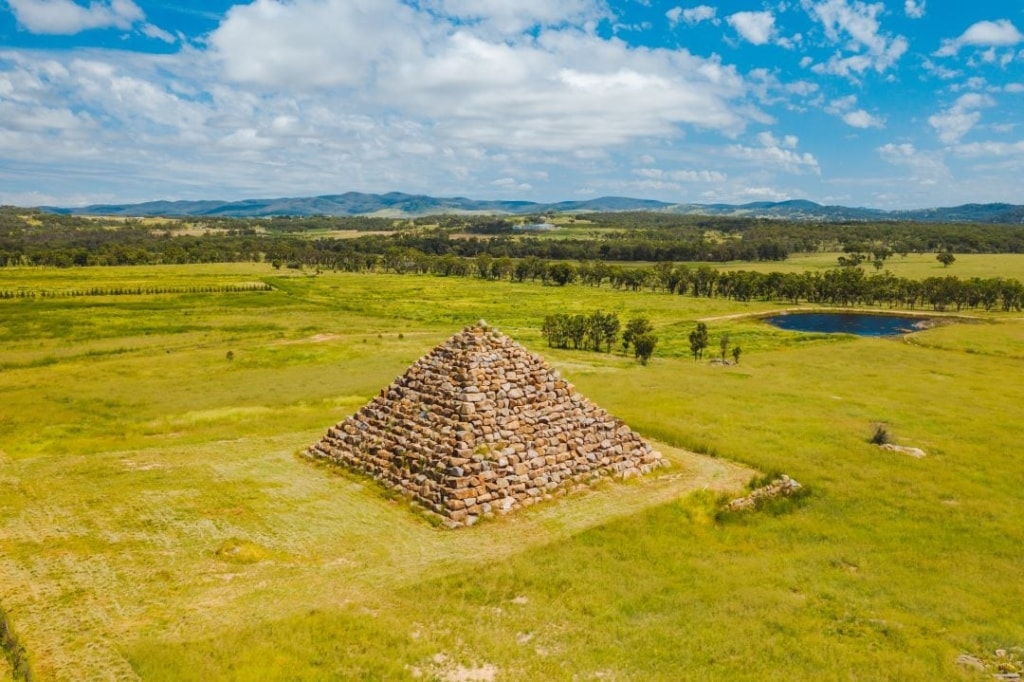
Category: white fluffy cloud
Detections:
[
  {"x1": 634, "y1": 167, "x2": 727, "y2": 182},
  {"x1": 801, "y1": 0, "x2": 908, "y2": 78},
  {"x1": 667, "y1": 5, "x2": 718, "y2": 27},
  {"x1": 4, "y1": 0, "x2": 1022, "y2": 208},
  {"x1": 842, "y1": 110, "x2": 884, "y2": 128},
  {"x1": 491, "y1": 177, "x2": 532, "y2": 191},
  {"x1": 726, "y1": 132, "x2": 820, "y2": 174},
  {"x1": 7, "y1": 0, "x2": 143, "y2": 34},
  {"x1": 208, "y1": 0, "x2": 749, "y2": 151},
  {"x1": 140, "y1": 22, "x2": 175, "y2": 43},
  {"x1": 877, "y1": 142, "x2": 950, "y2": 185},
  {"x1": 904, "y1": 0, "x2": 925, "y2": 19},
  {"x1": 935, "y1": 19, "x2": 1024, "y2": 57},
  {"x1": 825, "y1": 95, "x2": 884, "y2": 128},
  {"x1": 622, "y1": 164, "x2": 731, "y2": 196},
  {"x1": 727, "y1": 11, "x2": 776, "y2": 46},
  {"x1": 0, "y1": 0, "x2": 763, "y2": 204},
  {"x1": 419, "y1": 0, "x2": 606, "y2": 36},
  {"x1": 953, "y1": 140, "x2": 1024, "y2": 158},
  {"x1": 757, "y1": 132, "x2": 798, "y2": 149},
  {"x1": 209, "y1": 0, "x2": 431, "y2": 88},
  {"x1": 928, "y1": 93, "x2": 995, "y2": 144}
]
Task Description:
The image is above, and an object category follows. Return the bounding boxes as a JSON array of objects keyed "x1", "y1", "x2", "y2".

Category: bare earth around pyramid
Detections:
[{"x1": 306, "y1": 322, "x2": 667, "y2": 528}]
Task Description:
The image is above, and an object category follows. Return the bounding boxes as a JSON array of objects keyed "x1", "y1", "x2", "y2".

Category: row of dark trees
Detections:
[
  {"x1": 3, "y1": 247, "x2": 1021, "y2": 314},
  {"x1": 541, "y1": 312, "x2": 620, "y2": 352},
  {"x1": 541, "y1": 313, "x2": 658, "y2": 364},
  {"x1": 579, "y1": 212, "x2": 1024, "y2": 254},
  {"x1": 313, "y1": 249, "x2": 1023, "y2": 313},
  {"x1": 0, "y1": 282, "x2": 272, "y2": 299}
]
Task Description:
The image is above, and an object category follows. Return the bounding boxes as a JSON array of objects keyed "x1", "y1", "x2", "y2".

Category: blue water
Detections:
[{"x1": 764, "y1": 312, "x2": 927, "y2": 337}]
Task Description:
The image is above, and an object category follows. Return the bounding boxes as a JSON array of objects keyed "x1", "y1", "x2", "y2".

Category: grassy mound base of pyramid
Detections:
[{"x1": 305, "y1": 321, "x2": 667, "y2": 528}]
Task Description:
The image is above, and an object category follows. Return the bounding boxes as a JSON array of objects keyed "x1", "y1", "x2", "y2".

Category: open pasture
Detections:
[
  {"x1": 710, "y1": 252, "x2": 1024, "y2": 279},
  {"x1": 1, "y1": 263, "x2": 1023, "y2": 680}
]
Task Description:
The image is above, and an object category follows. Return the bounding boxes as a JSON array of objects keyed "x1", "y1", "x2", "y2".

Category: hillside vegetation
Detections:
[{"x1": 4, "y1": 207, "x2": 1024, "y2": 270}]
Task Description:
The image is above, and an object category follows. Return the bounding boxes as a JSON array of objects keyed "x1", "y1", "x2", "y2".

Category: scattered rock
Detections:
[
  {"x1": 956, "y1": 648, "x2": 1024, "y2": 678},
  {"x1": 956, "y1": 654, "x2": 986, "y2": 671},
  {"x1": 879, "y1": 443, "x2": 927, "y2": 458},
  {"x1": 306, "y1": 323, "x2": 667, "y2": 527},
  {"x1": 727, "y1": 475, "x2": 802, "y2": 511},
  {"x1": 413, "y1": 653, "x2": 498, "y2": 682}
]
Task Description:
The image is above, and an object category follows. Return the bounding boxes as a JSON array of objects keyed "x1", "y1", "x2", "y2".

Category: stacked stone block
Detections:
[{"x1": 306, "y1": 321, "x2": 666, "y2": 528}]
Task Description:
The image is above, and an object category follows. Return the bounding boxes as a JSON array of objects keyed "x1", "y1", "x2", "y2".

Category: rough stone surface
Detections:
[
  {"x1": 955, "y1": 655, "x2": 986, "y2": 672},
  {"x1": 955, "y1": 648, "x2": 1024, "y2": 679},
  {"x1": 727, "y1": 475, "x2": 802, "y2": 511},
  {"x1": 306, "y1": 322, "x2": 666, "y2": 527},
  {"x1": 879, "y1": 443, "x2": 927, "y2": 458}
]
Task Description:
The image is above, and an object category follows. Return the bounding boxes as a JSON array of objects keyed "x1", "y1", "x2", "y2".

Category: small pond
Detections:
[{"x1": 764, "y1": 312, "x2": 930, "y2": 337}]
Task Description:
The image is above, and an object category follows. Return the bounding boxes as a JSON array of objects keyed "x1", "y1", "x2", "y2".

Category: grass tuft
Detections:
[
  {"x1": 214, "y1": 539, "x2": 274, "y2": 564},
  {"x1": 0, "y1": 606, "x2": 32, "y2": 682},
  {"x1": 870, "y1": 423, "x2": 890, "y2": 445}
]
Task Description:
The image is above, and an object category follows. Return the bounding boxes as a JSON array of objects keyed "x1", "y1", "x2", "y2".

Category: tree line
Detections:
[
  {"x1": 0, "y1": 282, "x2": 273, "y2": 299},
  {"x1": 2, "y1": 207, "x2": 1022, "y2": 312},
  {"x1": 7, "y1": 207, "x2": 1024, "y2": 271},
  {"x1": 578, "y1": 212, "x2": 1024, "y2": 255},
  {"x1": 541, "y1": 312, "x2": 659, "y2": 364},
  {"x1": 318, "y1": 252, "x2": 1023, "y2": 313}
]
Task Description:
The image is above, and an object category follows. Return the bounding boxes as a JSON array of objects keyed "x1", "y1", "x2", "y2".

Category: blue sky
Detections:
[{"x1": 0, "y1": 1, "x2": 1022, "y2": 209}]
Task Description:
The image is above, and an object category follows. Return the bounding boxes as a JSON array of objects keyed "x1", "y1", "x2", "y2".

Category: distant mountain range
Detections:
[{"x1": 43, "y1": 192, "x2": 1024, "y2": 224}]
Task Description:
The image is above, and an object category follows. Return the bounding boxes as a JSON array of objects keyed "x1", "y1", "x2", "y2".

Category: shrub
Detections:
[
  {"x1": 870, "y1": 424, "x2": 890, "y2": 445},
  {"x1": 633, "y1": 332, "x2": 658, "y2": 365}
]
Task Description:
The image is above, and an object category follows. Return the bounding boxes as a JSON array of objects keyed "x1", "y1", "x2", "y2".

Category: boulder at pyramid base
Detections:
[{"x1": 305, "y1": 321, "x2": 667, "y2": 528}]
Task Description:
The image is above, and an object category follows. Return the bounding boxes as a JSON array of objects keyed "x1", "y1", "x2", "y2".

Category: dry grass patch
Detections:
[{"x1": 0, "y1": 429, "x2": 747, "y2": 680}]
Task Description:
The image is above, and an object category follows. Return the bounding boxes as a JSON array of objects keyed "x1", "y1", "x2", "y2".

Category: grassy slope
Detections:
[
  {"x1": 712, "y1": 252, "x2": 1024, "y2": 279},
  {"x1": 1, "y1": 263, "x2": 1022, "y2": 680}
]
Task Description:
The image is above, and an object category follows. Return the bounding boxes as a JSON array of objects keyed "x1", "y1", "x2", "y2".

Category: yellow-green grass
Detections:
[
  {"x1": 1, "y1": 264, "x2": 1022, "y2": 680},
  {"x1": 0, "y1": 262, "x2": 271, "y2": 295},
  {"x1": 710, "y1": 252, "x2": 1024, "y2": 279}
]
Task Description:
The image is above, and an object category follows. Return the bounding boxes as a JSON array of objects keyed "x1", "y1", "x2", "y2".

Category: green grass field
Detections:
[
  {"x1": 713, "y1": 252, "x2": 1024, "y2": 279},
  {"x1": 1, "y1": 262, "x2": 1023, "y2": 680}
]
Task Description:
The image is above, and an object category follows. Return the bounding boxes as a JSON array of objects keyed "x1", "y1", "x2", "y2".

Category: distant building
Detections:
[{"x1": 513, "y1": 222, "x2": 556, "y2": 232}]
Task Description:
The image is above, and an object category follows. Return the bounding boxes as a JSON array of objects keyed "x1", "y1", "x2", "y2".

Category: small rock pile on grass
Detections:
[
  {"x1": 956, "y1": 648, "x2": 1023, "y2": 680},
  {"x1": 306, "y1": 321, "x2": 666, "y2": 528},
  {"x1": 727, "y1": 475, "x2": 802, "y2": 511},
  {"x1": 878, "y1": 443, "x2": 927, "y2": 458}
]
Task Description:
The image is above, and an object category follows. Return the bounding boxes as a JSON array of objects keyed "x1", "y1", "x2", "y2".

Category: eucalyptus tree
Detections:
[{"x1": 689, "y1": 322, "x2": 709, "y2": 361}]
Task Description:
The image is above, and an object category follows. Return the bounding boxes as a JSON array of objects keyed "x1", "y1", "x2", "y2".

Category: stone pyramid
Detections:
[{"x1": 305, "y1": 321, "x2": 666, "y2": 528}]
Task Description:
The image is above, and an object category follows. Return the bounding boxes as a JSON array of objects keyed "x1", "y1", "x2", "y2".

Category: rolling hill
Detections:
[{"x1": 41, "y1": 192, "x2": 1024, "y2": 223}]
